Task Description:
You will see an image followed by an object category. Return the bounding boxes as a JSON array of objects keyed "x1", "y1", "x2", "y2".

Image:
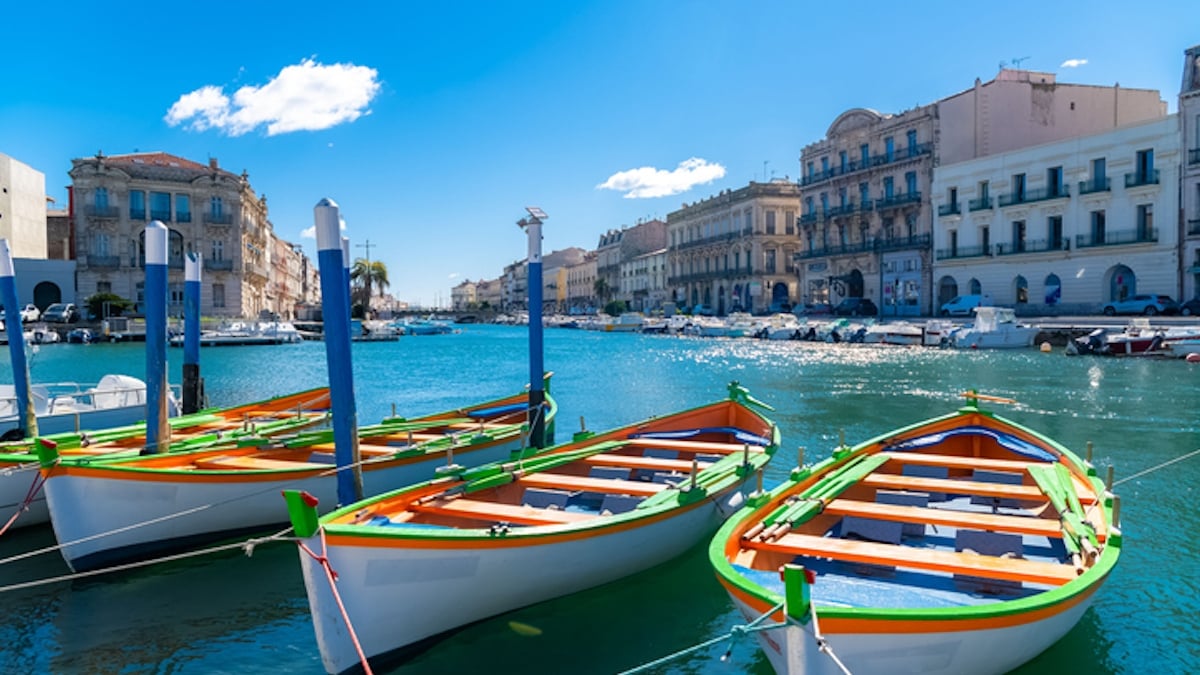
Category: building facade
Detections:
[
  {"x1": 668, "y1": 181, "x2": 801, "y2": 315},
  {"x1": 619, "y1": 248, "x2": 668, "y2": 312},
  {"x1": 796, "y1": 70, "x2": 1167, "y2": 315},
  {"x1": 68, "y1": 152, "x2": 303, "y2": 318},
  {"x1": 1182, "y1": 44, "x2": 1200, "y2": 304},
  {"x1": 451, "y1": 279, "x2": 478, "y2": 310},
  {"x1": 564, "y1": 252, "x2": 597, "y2": 314},
  {"x1": 931, "y1": 115, "x2": 1181, "y2": 313},
  {"x1": 0, "y1": 152, "x2": 48, "y2": 259}
]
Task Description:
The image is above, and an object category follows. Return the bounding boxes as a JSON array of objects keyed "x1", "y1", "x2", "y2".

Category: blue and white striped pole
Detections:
[
  {"x1": 341, "y1": 236, "x2": 353, "y2": 318},
  {"x1": 143, "y1": 220, "x2": 170, "y2": 454},
  {"x1": 0, "y1": 239, "x2": 37, "y2": 437},
  {"x1": 182, "y1": 252, "x2": 203, "y2": 414},
  {"x1": 518, "y1": 208, "x2": 546, "y2": 448},
  {"x1": 316, "y1": 200, "x2": 362, "y2": 504}
]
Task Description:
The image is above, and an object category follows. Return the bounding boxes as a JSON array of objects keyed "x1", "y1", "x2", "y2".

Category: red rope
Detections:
[
  {"x1": 0, "y1": 469, "x2": 47, "y2": 538},
  {"x1": 297, "y1": 528, "x2": 374, "y2": 675}
]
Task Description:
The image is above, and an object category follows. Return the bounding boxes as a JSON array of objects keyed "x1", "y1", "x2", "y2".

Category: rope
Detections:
[
  {"x1": 615, "y1": 601, "x2": 786, "y2": 675},
  {"x1": 804, "y1": 601, "x2": 853, "y2": 675},
  {"x1": 0, "y1": 469, "x2": 48, "y2": 538},
  {"x1": 1113, "y1": 448, "x2": 1200, "y2": 487},
  {"x1": 296, "y1": 528, "x2": 374, "y2": 675},
  {"x1": 0, "y1": 527, "x2": 293, "y2": 594}
]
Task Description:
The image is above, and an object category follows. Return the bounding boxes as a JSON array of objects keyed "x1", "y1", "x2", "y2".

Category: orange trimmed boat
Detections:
[
  {"x1": 283, "y1": 383, "x2": 779, "y2": 675},
  {"x1": 710, "y1": 393, "x2": 1119, "y2": 675}
]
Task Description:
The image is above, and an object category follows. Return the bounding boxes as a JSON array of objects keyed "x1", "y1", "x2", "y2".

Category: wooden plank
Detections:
[
  {"x1": 517, "y1": 472, "x2": 668, "y2": 497},
  {"x1": 864, "y1": 472, "x2": 1097, "y2": 506},
  {"x1": 744, "y1": 532, "x2": 1078, "y2": 585},
  {"x1": 581, "y1": 453, "x2": 712, "y2": 473},
  {"x1": 410, "y1": 498, "x2": 594, "y2": 526},
  {"x1": 823, "y1": 499, "x2": 1067, "y2": 539},
  {"x1": 882, "y1": 452, "x2": 1042, "y2": 473},
  {"x1": 192, "y1": 455, "x2": 326, "y2": 471},
  {"x1": 626, "y1": 438, "x2": 766, "y2": 454}
]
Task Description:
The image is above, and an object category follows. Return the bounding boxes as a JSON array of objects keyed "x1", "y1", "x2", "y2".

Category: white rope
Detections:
[
  {"x1": 1113, "y1": 448, "x2": 1200, "y2": 487},
  {"x1": 0, "y1": 527, "x2": 294, "y2": 594},
  {"x1": 805, "y1": 602, "x2": 853, "y2": 675}
]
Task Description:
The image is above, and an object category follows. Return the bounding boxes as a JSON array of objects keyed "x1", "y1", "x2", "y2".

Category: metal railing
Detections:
[
  {"x1": 1190, "y1": 148, "x2": 1200, "y2": 165},
  {"x1": 875, "y1": 192, "x2": 922, "y2": 210},
  {"x1": 177, "y1": 212, "x2": 192, "y2": 223},
  {"x1": 1078, "y1": 177, "x2": 1111, "y2": 194},
  {"x1": 1075, "y1": 226, "x2": 1157, "y2": 249},
  {"x1": 1188, "y1": 218, "x2": 1200, "y2": 236},
  {"x1": 998, "y1": 185, "x2": 1069, "y2": 207},
  {"x1": 967, "y1": 196, "x2": 992, "y2": 211},
  {"x1": 827, "y1": 203, "x2": 857, "y2": 218},
  {"x1": 799, "y1": 143, "x2": 932, "y2": 186},
  {"x1": 799, "y1": 213, "x2": 819, "y2": 226},
  {"x1": 86, "y1": 255, "x2": 120, "y2": 269},
  {"x1": 937, "y1": 202, "x2": 960, "y2": 217},
  {"x1": 936, "y1": 244, "x2": 990, "y2": 260},
  {"x1": 205, "y1": 212, "x2": 234, "y2": 225},
  {"x1": 150, "y1": 209, "x2": 172, "y2": 222},
  {"x1": 85, "y1": 205, "x2": 119, "y2": 219},
  {"x1": 204, "y1": 258, "x2": 234, "y2": 271},
  {"x1": 676, "y1": 232, "x2": 740, "y2": 251},
  {"x1": 1124, "y1": 169, "x2": 1159, "y2": 188},
  {"x1": 994, "y1": 238, "x2": 1067, "y2": 256}
]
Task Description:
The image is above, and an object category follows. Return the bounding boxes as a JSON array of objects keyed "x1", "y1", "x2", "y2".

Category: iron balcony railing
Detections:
[
  {"x1": 937, "y1": 202, "x2": 961, "y2": 217},
  {"x1": 967, "y1": 196, "x2": 992, "y2": 211},
  {"x1": 799, "y1": 213, "x2": 819, "y2": 226},
  {"x1": 998, "y1": 185, "x2": 1069, "y2": 207},
  {"x1": 877, "y1": 233, "x2": 931, "y2": 252},
  {"x1": 676, "y1": 231, "x2": 740, "y2": 251},
  {"x1": 1190, "y1": 148, "x2": 1200, "y2": 165},
  {"x1": 1188, "y1": 218, "x2": 1200, "y2": 236},
  {"x1": 796, "y1": 233, "x2": 930, "y2": 260},
  {"x1": 827, "y1": 202, "x2": 858, "y2": 218},
  {"x1": 204, "y1": 258, "x2": 234, "y2": 271},
  {"x1": 150, "y1": 209, "x2": 172, "y2": 222},
  {"x1": 1075, "y1": 226, "x2": 1157, "y2": 249},
  {"x1": 858, "y1": 199, "x2": 874, "y2": 212},
  {"x1": 994, "y1": 238, "x2": 1068, "y2": 256},
  {"x1": 177, "y1": 212, "x2": 192, "y2": 223},
  {"x1": 1124, "y1": 169, "x2": 1159, "y2": 188},
  {"x1": 86, "y1": 255, "x2": 120, "y2": 269},
  {"x1": 936, "y1": 244, "x2": 990, "y2": 260},
  {"x1": 205, "y1": 212, "x2": 234, "y2": 225},
  {"x1": 799, "y1": 143, "x2": 932, "y2": 186},
  {"x1": 86, "y1": 205, "x2": 119, "y2": 219},
  {"x1": 1078, "y1": 177, "x2": 1111, "y2": 195},
  {"x1": 875, "y1": 192, "x2": 922, "y2": 210}
]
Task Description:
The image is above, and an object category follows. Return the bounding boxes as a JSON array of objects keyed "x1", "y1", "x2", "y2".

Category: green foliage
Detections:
[
  {"x1": 85, "y1": 293, "x2": 132, "y2": 319},
  {"x1": 604, "y1": 300, "x2": 627, "y2": 316}
]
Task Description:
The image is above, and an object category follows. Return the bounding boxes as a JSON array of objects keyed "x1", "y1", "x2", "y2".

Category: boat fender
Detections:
[{"x1": 487, "y1": 523, "x2": 511, "y2": 537}]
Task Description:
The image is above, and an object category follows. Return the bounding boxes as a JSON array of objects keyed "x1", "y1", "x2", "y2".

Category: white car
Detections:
[{"x1": 0, "y1": 304, "x2": 40, "y2": 323}]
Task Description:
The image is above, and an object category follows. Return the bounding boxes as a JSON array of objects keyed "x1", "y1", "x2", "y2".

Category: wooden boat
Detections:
[
  {"x1": 710, "y1": 393, "x2": 1119, "y2": 675},
  {"x1": 0, "y1": 387, "x2": 331, "y2": 531},
  {"x1": 36, "y1": 386, "x2": 555, "y2": 572},
  {"x1": 284, "y1": 383, "x2": 779, "y2": 675}
]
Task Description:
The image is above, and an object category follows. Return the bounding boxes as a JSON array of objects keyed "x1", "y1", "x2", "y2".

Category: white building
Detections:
[
  {"x1": 1181, "y1": 44, "x2": 1200, "y2": 303},
  {"x1": 619, "y1": 248, "x2": 668, "y2": 312},
  {"x1": 0, "y1": 152, "x2": 48, "y2": 259},
  {"x1": 932, "y1": 115, "x2": 1181, "y2": 314}
]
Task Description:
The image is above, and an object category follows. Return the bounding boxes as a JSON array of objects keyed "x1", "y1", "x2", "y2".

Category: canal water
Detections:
[{"x1": 0, "y1": 325, "x2": 1196, "y2": 674}]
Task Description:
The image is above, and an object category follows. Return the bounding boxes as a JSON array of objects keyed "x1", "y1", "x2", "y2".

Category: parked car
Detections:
[
  {"x1": 42, "y1": 302, "x2": 79, "y2": 323},
  {"x1": 0, "y1": 304, "x2": 40, "y2": 323},
  {"x1": 939, "y1": 294, "x2": 989, "y2": 317},
  {"x1": 1180, "y1": 298, "x2": 1200, "y2": 316},
  {"x1": 832, "y1": 297, "x2": 878, "y2": 316},
  {"x1": 797, "y1": 302, "x2": 832, "y2": 317},
  {"x1": 1101, "y1": 294, "x2": 1178, "y2": 316}
]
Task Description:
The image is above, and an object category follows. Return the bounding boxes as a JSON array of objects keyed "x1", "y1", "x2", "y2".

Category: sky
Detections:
[{"x1": 2, "y1": 1, "x2": 1195, "y2": 308}]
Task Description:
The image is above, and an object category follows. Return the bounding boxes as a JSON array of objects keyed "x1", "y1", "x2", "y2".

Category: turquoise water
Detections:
[{"x1": 0, "y1": 325, "x2": 1197, "y2": 674}]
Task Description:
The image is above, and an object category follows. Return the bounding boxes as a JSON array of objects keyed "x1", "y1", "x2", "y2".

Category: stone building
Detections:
[
  {"x1": 932, "y1": 115, "x2": 1181, "y2": 314},
  {"x1": 667, "y1": 180, "x2": 802, "y2": 315},
  {"x1": 619, "y1": 248, "x2": 668, "y2": 312},
  {"x1": 68, "y1": 151, "x2": 295, "y2": 317},
  {"x1": 451, "y1": 279, "x2": 478, "y2": 311},
  {"x1": 564, "y1": 251, "x2": 597, "y2": 313},
  {"x1": 797, "y1": 69, "x2": 1167, "y2": 315},
  {"x1": 595, "y1": 219, "x2": 667, "y2": 304},
  {"x1": 1182, "y1": 44, "x2": 1200, "y2": 304},
  {"x1": 47, "y1": 208, "x2": 69, "y2": 260}
]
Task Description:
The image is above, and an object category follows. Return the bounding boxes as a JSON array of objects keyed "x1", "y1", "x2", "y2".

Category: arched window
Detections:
[
  {"x1": 937, "y1": 276, "x2": 958, "y2": 307},
  {"x1": 1014, "y1": 276, "x2": 1028, "y2": 304},
  {"x1": 1044, "y1": 274, "x2": 1061, "y2": 305},
  {"x1": 969, "y1": 278, "x2": 982, "y2": 295}
]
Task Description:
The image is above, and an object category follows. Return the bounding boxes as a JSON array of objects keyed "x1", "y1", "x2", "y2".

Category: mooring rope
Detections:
[
  {"x1": 1113, "y1": 448, "x2": 1200, "y2": 487},
  {"x1": 615, "y1": 601, "x2": 786, "y2": 675},
  {"x1": 0, "y1": 468, "x2": 48, "y2": 537},
  {"x1": 296, "y1": 528, "x2": 374, "y2": 675},
  {"x1": 803, "y1": 601, "x2": 853, "y2": 675}
]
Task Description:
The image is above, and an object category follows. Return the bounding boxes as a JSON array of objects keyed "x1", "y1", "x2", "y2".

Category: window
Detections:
[
  {"x1": 979, "y1": 180, "x2": 990, "y2": 199},
  {"x1": 1015, "y1": 276, "x2": 1028, "y2": 304},
  {"x1": 838, "y1": 187, "x2": 847, "y2": 207},
  {"x1": 176, "y1": 194, "x2": 191, "y2": 223},
  {"x1": 135, "y1": 282, "x2": 145, "y2": 306},
  {"x1": 981, "y1": 225, "x2": 990, "y2": 252},
  {"x1": 1136, "y1": 148, "x2": 1154, "y2": 178},
  {"x1": 821, "y1": 157, "x2": 829, "y2": 175},
  {"x1": 1091, "y1": 210, "x2": 1106, "y2": 243},
  {"x1": 1012, "y1": 220, "x2": 1026, "y2": 253},
  {"x1": 765, "y1": 211, "x2": 776, "y2": 235},
  {"x1": 1092, "y1": 157, "x2": 1106, "y2": 183},
  {"x1": 129, "y1": 191, "x2": 146, "y2": 220},
  {"x1": 94, "y1": 187, "x2": 108, "y2": 209},
  {"x1": 1048, "y1": 166, "x2": 1063, "y2": 196},
  {"x1": 97, "y1": 281, "x2": 111, "y2": 294},
  {"x1": 1048, "y1": 215, "x2": 1063, "y2": 248},
  {"x1": 806, "y1": 161, "x2": 814, "y2": 179},
  {"x1": 859, "y1": 182, "x2": 869, "y2": 204},
  {"x1": 743, "y1": 210, "x2": 752, "y2": 233},
  {"x1": 820, "y1": 193, "x2": 829, "y2": 213},
  {"x1": 1044, "y1": 274, "x2": 1061, "y2": 305},
  {"x1": 906, "y1": 130, "x2": 917, "y2": 152},
  {"x1": 884, "y1": 136, "x2": 894, "y2": 161},
  {"x1": 150, "y1": 192, "x2": 171, "y2": 221},
  {"x1": 905, "y1": 171, "x2": 917, "y2": 195},
  {"x1": 905, "y1": 213, "x2": 916, "y2": 239},
  {"x1": 805, "y1": 231, "x2": 814, "y2": 252},
  {"x1": 93, "y1": 232, "x2": 109, "y2": 256},
  {"x1": 169, "y1": 283, "x2": 184, "y2": 308},
  {"x1": 948, "y1": 186, "x2": 958, "y2": 205},
  {"x1": 212, "y1": 239, "x2": 224, "y2": 260},
  {"x1": 1137, "y1": 204, "x2": 1153, "y2": 238},
  {"x1": 784, "y1": 210, "x2": 795, "y2": 235},
  {"x1": 213, "y1": 283, "x2": 226, "y2": 308},
  {"x1": 169, "y1": 230, "x2": 184, "y2": 266},
  {"x1": 949, "y1": 230, "x2": 958, "y2": 256},
  {"x1": 969, "y1": 278, "x2": 982, "y2": 295},
  {"x1": 860, "y1": 144, "x2": 869, "y2": 166},
  {"x1": 211, "y1": 196, "x2": 224, "y2": 217},
  {"x1": 1012, "y1": 173, "x2": 1026, "y2": 200},
  {"x1": 883, "y1": 216, "x2": 895, "y2": 240},
  {"x1": 883, "y1": 176, "x2": 894, "y2": 199},
  {"x1": 804, "y1": 197, "x2": 814, "y2": 215},
  {"x1": 839, "y1": 151, "x2": 847, "y2": 172}
]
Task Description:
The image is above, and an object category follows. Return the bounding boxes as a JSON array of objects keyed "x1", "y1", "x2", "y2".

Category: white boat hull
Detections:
[
  {"x1": 0, "y1": 462, "x2": 50, "y2": 527},
  {"x1": 730, "y1": 593, "x2": 1094, "y2": 675},
  {"x1": 303, "y1": 484, "x2": 752, "y2": 674},
  {"x1": 44, "y1": 439, "x2": 522, "y2": 572}
]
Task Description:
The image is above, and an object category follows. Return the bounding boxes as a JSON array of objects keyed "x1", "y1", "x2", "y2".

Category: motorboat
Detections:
[
  {"x1": 949, "y1": 307, "x2": 1038, "y2": 350},
  {"x1": 1066, "y1": 319, "x2": 1200, "y2": 356},
  {"x1": 0, "y1": 374, "x2": 181, "y2": 438}
]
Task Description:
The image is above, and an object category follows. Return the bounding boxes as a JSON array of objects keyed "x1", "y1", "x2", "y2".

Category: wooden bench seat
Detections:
[
  {"x1": 581, "y1": 453, "x2": 712, "y2": 473},
  {"x1": 882, "y1": 452, "x2": 1042, "y2": 473},
  {"x1": 192, "y1": 455, "x2": 326, "y2": 471},
  {"x1": 626, "y1": 438, "x2": 766, "y2": 454},
  {"x1": 517, "y1": 472, "x2": 668, "y2": 497},
  {"x1": 410, "y1": 497, "x2": 595, "y2": 526},
  {"x1": 743, "y1": 532, "x2": 1078, "y2": 585},
  {"x1": 823, "y1": 499, "x2": 1069, "y2": 539},
  {"x1": 862, "y1": 473, "x2": 1097, "y2": 505}
]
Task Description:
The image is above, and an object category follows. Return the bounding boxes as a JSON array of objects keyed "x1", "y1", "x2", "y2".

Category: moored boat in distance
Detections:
[
  {"x1": 0, "y1": 374, "x2": 181, "y2": 440},
  {"x1": 710, "y1": 392, "x2": 1119, "y2": 675},
  {"x1": 949, "y1": 306, "x2": 1039, "y2": 349},
  {"x1": 36, "y1": 384, "x2": 555, "y2": 572},
  {"x1": 286, "y1": 383, "x2": 779, "y2": 675}
]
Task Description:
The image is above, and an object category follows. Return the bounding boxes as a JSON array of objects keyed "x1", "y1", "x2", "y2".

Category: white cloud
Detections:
[
  {"x1": 1060, "y1": 59, "x2": 1088, "y2": 68},
  {"x1": 447, "y1": 272, "x2": 460, "y2": 279},
  {"x1": 300, "y1": 216, "x2": 347, "y2": 239},
  {"x1": 597, "y1": 158, "x2": 726, "y2": 198},
  {"x1": 165, "y1": 59, "x2": 381, "y2": 136}
]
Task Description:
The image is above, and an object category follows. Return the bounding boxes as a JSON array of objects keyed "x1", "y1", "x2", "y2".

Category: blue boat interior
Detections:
[
  {"x1": 884, "y1": 426, "x2": 1056, "y2": 462},
  {"x1": 631, "y1": 426, "x2": 771, "y2": 447}
]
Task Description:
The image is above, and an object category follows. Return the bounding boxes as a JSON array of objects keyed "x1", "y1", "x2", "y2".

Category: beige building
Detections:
[
  {"x1": 595, "y1": 219, "x2": 667, "y2": 303},
  {"x1": 668, "y1": 180, "x2": 801, "y2": 314},
  {"x1": 0, "y1": 152, "x2": 49, "y2": 259},
  {"x1": 797, "y1": 69, "x2": 1167, "y2": 315},
  {"x1": 69, "y1": 151, "x2": 288, "y2": 317},
  {"x1": 451, "y1": 279, "x2": 478, "y2": 310},
  {"x1": 564, "y1": 252, "x2": 597, "y2": 313},
  {"x1": 47, "y1": 208, "x2": 69, "y2": 260},
  {"x1": 476, "y1": 278, "x2": 503, "y2": 309},
  {"x1": 1182, "y1": 45, "x2": 1200, "y2": 304}
]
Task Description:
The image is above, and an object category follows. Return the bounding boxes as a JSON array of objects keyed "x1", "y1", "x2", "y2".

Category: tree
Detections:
[
  {"x1": 350, "y1": 259, "x2": 390, "y2": 313},
  {"x1": 593, "y1": 278, "x2": 611, "y2": 303},
  {"x1": 85, "y1": 292, "x2": 132, "y2": 320}
]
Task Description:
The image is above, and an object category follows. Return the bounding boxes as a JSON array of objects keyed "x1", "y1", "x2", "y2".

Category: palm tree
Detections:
[
  {"x1": 350, "y1": 259, "x2": 390, "y2": 312},
  {"x1": 593, "y1": 278, "x2": 611, "y2": 304}
]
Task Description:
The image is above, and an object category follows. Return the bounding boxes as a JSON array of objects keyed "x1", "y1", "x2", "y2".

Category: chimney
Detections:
[{"x1": 209, "y1": 158, "x2": 218, "y2": 170}]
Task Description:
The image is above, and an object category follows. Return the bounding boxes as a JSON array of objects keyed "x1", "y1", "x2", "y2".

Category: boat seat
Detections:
[
  {"x1": 743, "y1": 533, "x2": 1077, "y2": 585},
  {"x1": 954, "y1": 530, "x2": 1026, "y2": 594},
  {"x1": 876, "y1": 490, "x2": 929, "y2": 537},
  {"x1": 642, "y1": 448, "x2": 678, "y2": 460},
  {"x1": 588, "y1": 466, "x2": 632, "y2": 481},
  {"x1": 822, "y1": 499, "x2": 1068, "y2": 539},
  {"x1": 862, "y1": 473, "x2": 1095, "y2": 505},
  {"x1": 517, "y1": 473, "x2": 667, "y2": 497},
  {"x1": 522, "y1": 488, "x2": 572, "y2": 509},
  {"x1": 600, "y1": 494, "x2": 643, "y2": 515},
  {"x1": 969, "y1": 469, "x2": 1025, "y2": 509},
  {"x1": 901, "y1": 464, "x2": 949, "y2": 501}
]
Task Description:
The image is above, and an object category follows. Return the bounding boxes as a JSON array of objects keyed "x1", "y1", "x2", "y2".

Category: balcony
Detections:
[
  {"x1": 967, "y1": 196, "x2": 992, "y2": 211},
  {"x1": 858, "y1": 199, "x2": 874, "y2": 212},
  {"x1": 796, "y1": 239, "x2": 876, "y2": 260},
  {"x1": 827, "y1": 202, "x2": 857, "y2": 219},
  {"x1": 168, "y1": 257, "x2": 185, "y2": 270},
  {"x1": 1124, "y1": 169, "x2": 1159, "y2": 188},
  {"x1": 998, "y1": 186, "x2": 1069, "y2": 207},
  {"x1": 129, "y1": 209, "x2": 147, "y2": 221},
  {"x1": 85, "y1": 205, "x2": 119, "y2": 219},
  {"x1": 876, "y1": 233, "x2": 930, "y2": 252},
  {"x1": 676, "y1": 231, "x2": 740, "y2": 251},
  {"x1": 1187, "y1": 218, "x2": 1200, "y2": 236},
  {"x1": 1075, "y1": 226, "x2": 1157, "y2": 249},
  {"x1": 205, "y1": 212, "x2": 234, "y2": 225},
  {"x1": 799, "y1": 213, "x2": 819, "y2": 226},
  {"x1": 177, "y1": 212, "x2": 192, "y2": 224},
  {"x1": 1189, "y1": 148, "x2": 1200, "y2": 165},
  {"x1": 937, "y1": 202, "x2": 961, "y2": 217},
  {"x1": 936, "y1": 244, "x2": 990, "y2": 260},
  {"x1": 994, "y1": 238, "x2": 1068, "y2": 256},
  {"x1": 875, "y1": 192, "x2": 922, "y2": 210},
  {"x1": 204, "y1": 258, "x2": 234, "y2": 272},
  {"x1": 244, "y1": 261, "x2": 270, "y2": 280},
  {"x1": 1078, "y1": 177, "x2": 1111, "y2": 195},
  {"x1": 86, "y1": 255, "x2": 121, "y2": 269}
]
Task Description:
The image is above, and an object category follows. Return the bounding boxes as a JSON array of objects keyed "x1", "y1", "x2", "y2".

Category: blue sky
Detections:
[{"x1": 2, "y1": 1, "x2": 1194, "y2": 307}]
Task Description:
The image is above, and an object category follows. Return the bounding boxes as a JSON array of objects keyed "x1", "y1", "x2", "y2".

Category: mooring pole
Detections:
[
  {"x1": 143, "y1": 221, "x2": 170, "y2": 454},
  {"x1": 0, "y1": 239, "x2": 37, "y2": 438},
  {"x1": 316, "y1": 200, "x2": 362, "y2": 504},
  {"x1": 517, "y1": 207, "x2": 547, "y2": 449},
  {"x1": 182, "y1": 252, "x2": 203, "y2": 414}
]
